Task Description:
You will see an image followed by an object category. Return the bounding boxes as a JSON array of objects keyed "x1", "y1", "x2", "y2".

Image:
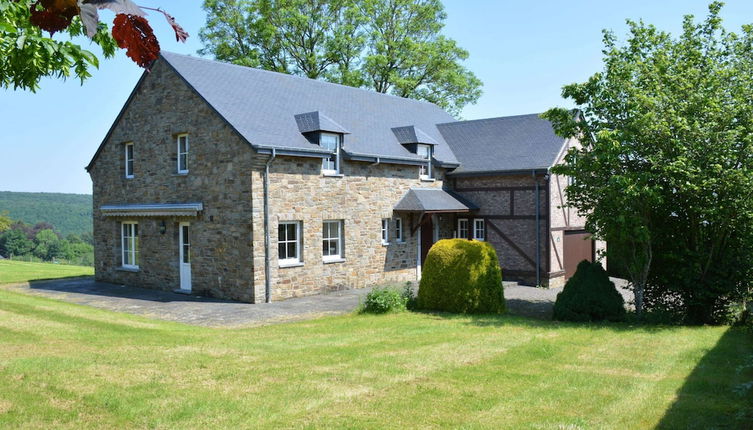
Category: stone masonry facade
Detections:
[{"x1": 90, "y1": 59, "x2": 453, "y2": 303}]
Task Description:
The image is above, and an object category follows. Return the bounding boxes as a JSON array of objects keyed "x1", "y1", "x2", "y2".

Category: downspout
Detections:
[
  {"x1": 263, "y1": 148, "x2": 276, "y2": 303},
  {"x1": 371, "y1": 157, "x2": 381, "y2": 166},
  {"x1": 533, "y1": 170, "x2": 541, "y2": 287}
]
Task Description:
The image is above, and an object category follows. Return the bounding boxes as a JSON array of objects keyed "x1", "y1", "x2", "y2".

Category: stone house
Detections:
[{"x1": 86, "y1": 52, "x2": 601, "y2": 302}]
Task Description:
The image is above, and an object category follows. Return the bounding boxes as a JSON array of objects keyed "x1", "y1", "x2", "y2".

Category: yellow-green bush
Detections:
[{"x1": 417, "y1": 239, "x2": 505, "y2": 314}]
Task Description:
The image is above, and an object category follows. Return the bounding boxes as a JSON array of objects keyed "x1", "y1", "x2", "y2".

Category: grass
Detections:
[
  {"x1": 0, "y1": 288, "x2": 750, "y2": 429},
  {"x1": 0, "y1": 260, "x2": 93, "y2": 284}
]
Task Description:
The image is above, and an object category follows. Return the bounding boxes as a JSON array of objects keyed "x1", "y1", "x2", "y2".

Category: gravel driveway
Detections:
[{"x1": 2, "y1": 277, "x2": 632, "y2": 326}]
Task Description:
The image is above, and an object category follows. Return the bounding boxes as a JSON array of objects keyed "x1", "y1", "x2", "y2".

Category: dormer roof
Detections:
[
  {"x1": 391, "y1": 125, "x2": 439, "y2": 146},
  {"x1": 294, "y1": 111, "x2": 350, "y2": 134}
]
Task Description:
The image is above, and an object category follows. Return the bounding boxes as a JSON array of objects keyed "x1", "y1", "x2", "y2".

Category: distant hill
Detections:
[{"x1": 0, "y1": 191, "x2": 92, "y2": 236}]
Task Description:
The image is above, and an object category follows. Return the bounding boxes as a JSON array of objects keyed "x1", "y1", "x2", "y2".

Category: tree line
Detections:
[{"x1": 0, "y1": 212, "x2": 93, "y2": 266}]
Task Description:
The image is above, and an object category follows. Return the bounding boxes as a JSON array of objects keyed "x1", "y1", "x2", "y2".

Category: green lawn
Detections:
[
  {"x1": 0, "y1": 288, "x2": 750, "y2": 429},
  {"x1": 0, "y1": 260, "x2": 93, "y2": 284}
]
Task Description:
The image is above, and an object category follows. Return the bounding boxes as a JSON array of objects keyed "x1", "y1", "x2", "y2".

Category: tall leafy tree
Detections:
[
  {"x1": 544, "y1": 2, "x2": 753, "y2": 323},
  {"x1": 199, "y1": 0, "x2": 481, "y2": 115}
]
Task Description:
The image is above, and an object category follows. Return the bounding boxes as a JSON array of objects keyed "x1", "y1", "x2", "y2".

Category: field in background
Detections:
[
  {"x1": 0, "y1": 285, "x2": 750, "y2": 429},
  {"x1": 0, "y1": 260, "x2": 93, "y2": 284}
]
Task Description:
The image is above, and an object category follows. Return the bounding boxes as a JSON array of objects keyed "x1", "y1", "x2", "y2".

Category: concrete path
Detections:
[{"x1": 1, "y1": 277, "x2": 632, "y2": 327}]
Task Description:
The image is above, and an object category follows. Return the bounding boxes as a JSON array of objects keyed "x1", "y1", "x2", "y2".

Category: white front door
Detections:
[{"x1": 179, "y1": 222, "x2": 192, "y2": 292}]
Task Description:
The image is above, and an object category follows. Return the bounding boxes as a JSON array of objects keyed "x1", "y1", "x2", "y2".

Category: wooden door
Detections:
[
  {"x1": 420, "y1": 215, "x2": 434, "y2": 266},
  {"x1": 563, "y1": 230, "x2": 593, "y2": 279}
]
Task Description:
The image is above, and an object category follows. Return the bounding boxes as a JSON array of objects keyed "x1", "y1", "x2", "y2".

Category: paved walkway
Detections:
[{"x1": 2, "y1": 277, "x2": 632, "y2": 327}]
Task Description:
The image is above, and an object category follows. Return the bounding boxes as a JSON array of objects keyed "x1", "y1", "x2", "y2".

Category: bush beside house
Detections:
[
  {"x1": 553, "y1": 260, "x2": 626, "y2": 322},
  {"x1": 417, "y1": 239, "x2": 505, "y2": 314}
]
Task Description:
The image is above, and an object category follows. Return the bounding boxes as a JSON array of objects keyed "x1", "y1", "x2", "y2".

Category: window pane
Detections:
[
  {"x1": 179, "y1": 154, "x2": 187, "y2": 171},
  {"x1": 286, "y1": 223, "x2": 296, "y2": 240},
  {"x1": 183, "y1": 244, "x2": 190, "y2": 263},
  {"x1": 278, "y1": 224, "x2": 286, "y2": 241},
  {"x1": 278, "y1": 242, "x2": 286, "y2": 259},
  {"x1": 289, "y1": 242, "x2": 296, "y2": 259},
  {"x1": 320, "y1": 133, "x2": 338, "y2": 151}
]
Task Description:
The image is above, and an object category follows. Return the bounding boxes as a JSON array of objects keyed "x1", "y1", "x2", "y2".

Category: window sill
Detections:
[
  {"x1": 395, "y1": 240, "x2": 405, "y2": 244},
  {"x1": 279, "y1": 261, "x2": 304, "y2": 268},
  {"x1": 125, "y1": 176, "x2": 134, "y2": 179},
  {"x1": 420, "y1": 177, "x2": 436, "y2": 182},
  {"x1": 323, "y1": 257, "x2": 345, "y2": 264},
  {"x1": 381, "y1": 242, "x2": 390, "y2": 246},
  {"x1": 322, "y1": 172, "x2": 344, "y2": 178},
  {"x1": 116, "y1": 266, "x2": 140, "y2": 272},
  {"x1": 173, "y1": 172, "x2": 189, "y2": 176}
]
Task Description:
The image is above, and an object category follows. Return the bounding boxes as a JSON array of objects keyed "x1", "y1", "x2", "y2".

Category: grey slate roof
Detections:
[
  {"x1": 294, "y1": 111, "x2": 350, "y2": 134},
  {"x1": 391, "y1": 126, "x2": 439, "y2": 146},
  {"x1": 394, "y1": 188, "x2": 478, "y2": 212},
  {"x1": 160, "y1": 52, "x2": 459, "y2": 165},
  {"x1": 437, "y1": 113, "x2": 567, "y2": 175}
]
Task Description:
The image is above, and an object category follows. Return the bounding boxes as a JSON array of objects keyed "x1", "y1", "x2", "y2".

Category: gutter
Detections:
[
  {"x1": 534, "y1": 170, "x2": 541, "y2": 287},
  {"x1": 263, "y1": 148, "x2": 276, "y2": 303}
]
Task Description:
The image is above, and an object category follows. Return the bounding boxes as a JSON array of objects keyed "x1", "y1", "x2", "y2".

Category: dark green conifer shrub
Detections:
[{"x1": 553, "y1": 260, "x2": 626, "y2": 322}]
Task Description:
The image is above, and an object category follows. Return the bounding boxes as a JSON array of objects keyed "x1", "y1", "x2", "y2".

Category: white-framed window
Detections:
[
  {"x1": 457, "y1": 218, "x2": 469, "y2": 239},
  {"x1": 124, "y1": 142, "x2": 134, "y2": 178},
  {"x1": 320, "y1": 133, "x2": 341, "y2": 175},
  {"x1": 278, "y1": 221, "x2": 301, "y2": 266},
  {"x1": 395, "y1": 218, "x2": 403, "y2": 242},
  {"x1": 381, "y1": 219, "x2": 389, "y2": 245},
  {"x1": 473, "y1": 218, "x2": 485, "y2": 241},
  {"x1": 322, "y1": 220, "x2": 343, "y2": 260},
  {"x1": 177, "y1": 134, "x2": 189, "y2": 174},
  {"x1": 417, "y1": 144, "x2": 433, "y2": 179},
  {"x1": 121, "y1": 222, "x2": 139, "y2": 268}
]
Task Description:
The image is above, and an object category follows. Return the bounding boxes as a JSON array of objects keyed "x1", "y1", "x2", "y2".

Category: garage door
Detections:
[{"x1": 563, "y1": 230, "x2": 594, "y2": 279}]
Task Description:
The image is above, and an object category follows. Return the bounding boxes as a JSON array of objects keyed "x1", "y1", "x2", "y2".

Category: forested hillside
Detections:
[{"x1": 0, "y1": 191, "x2": 92, "y2": 236}]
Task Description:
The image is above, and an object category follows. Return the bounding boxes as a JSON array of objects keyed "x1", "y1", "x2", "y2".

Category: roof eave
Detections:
[{"x1": 447, "y1": 168, "x2": 550, "y2": 178}]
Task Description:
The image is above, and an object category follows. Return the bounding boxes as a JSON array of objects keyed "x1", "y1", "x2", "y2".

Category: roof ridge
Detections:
[
  {"x1": 438, "y1": 112, "x2": 544, "y2": 127},
  {"x1": 160, "y1": 51, "x2": 439, "y2": 108}
]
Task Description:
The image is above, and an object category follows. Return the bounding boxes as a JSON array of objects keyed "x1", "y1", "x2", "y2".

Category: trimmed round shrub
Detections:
[
  {"x1": 360, "y1": 286, "x2": 408, "y2": 314},
  {"x1": 417, "y1": 239, "x2": 505, "y2": 314},
  {"x1": 553, "y1": 260, "x2": 626, "y2": 322}
]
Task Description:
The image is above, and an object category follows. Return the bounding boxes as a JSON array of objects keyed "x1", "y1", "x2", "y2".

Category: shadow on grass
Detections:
[
  {"x1": 415, "y1": 309, "x2": 685, "y2": 334},
  {"x1": 655, "y1": 327, "x2": 753, "y2": 429}
]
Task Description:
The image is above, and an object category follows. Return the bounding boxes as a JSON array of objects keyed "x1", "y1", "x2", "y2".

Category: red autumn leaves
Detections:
[
  {"x1": 111, "y1": 13, "x2": 159, "y2": 68},
  {"x1": 27, "y1": 0, "x2": 188, "y2": 69}
]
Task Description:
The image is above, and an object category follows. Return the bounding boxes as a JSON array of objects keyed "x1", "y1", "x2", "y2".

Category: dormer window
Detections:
[
  {"x1": 417, "y1": 144, "x2": 433, "y2": 180},
  {"x1": 320, "y1": 132, "x2": 341, "y2": 175}
]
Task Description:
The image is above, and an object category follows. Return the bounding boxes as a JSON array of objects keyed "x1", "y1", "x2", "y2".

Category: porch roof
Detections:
[
  {"x1": 394, "y1": 189, "x2": 477, "y2": 213},
  {"x1": 100, "y1": 203, "x2": 203, "y2": 217}
]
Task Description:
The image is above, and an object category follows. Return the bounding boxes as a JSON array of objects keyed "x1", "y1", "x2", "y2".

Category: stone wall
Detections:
[
  {"x1": 89, "y1": 59, "x2": 256, "y2": 302},
  {"x1": 250, "y1": 155, "x2": 448, "y2": 300}
]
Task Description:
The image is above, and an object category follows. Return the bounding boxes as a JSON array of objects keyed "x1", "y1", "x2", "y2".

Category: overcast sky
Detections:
[{"x1": 2, "y1": 0, "x2": 752, "y2": 195}]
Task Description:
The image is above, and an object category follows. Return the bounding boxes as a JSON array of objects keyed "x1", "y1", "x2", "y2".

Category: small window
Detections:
[
  {"x1": 177, "y1": 134, "x2": 189, "y2": 174},
  {"x1": 322, "y1": 220, "x2": 343, "y2": 261},
  {"x1": 395, "y1": 218, "x2": 403, "y2": 242},
  {"x1": 381, "y1": 219, "x2": 389, "y2": 245},
  {"x1": 457, "y1": 218, "x2": 469, "y2": 239},
  {"x1": 121, "y1": 222, "x2": 139, "y2": 268},
  {"x1": 417, "y1": 144, "x2": 433, "y2": 179},
  {"x1": 473, "y1": 218, "x2": 485, "y2": 241},
  {"x1": 124, "y1": 143, "x2": 134, "y2": 178},
  {"x1": 278, "y1": 221, "x2": 301, "y2": 265},
  {"x1": 320, "y1": 133, "x2": 341, "y2": 175}
]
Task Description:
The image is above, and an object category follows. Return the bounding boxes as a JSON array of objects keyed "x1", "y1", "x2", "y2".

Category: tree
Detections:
[
  {"x1": 1, "y1": 0, "x2": 188, "y2": 92},
  {"x1": 0, "y1": 229, "x2": 34, "y2": 257},
  {"x1": 33, "y1": 228, "x2": 60, "y2": 260},
  {"x1": 0, "y1": 211, "x2": 11, "y2": 233},
  {"x1": 543, "y1": 2, "x2": 753, "y2": 324},
  {"x1": 199, "y1": 0, "x2": 482, "y2": 115}
]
